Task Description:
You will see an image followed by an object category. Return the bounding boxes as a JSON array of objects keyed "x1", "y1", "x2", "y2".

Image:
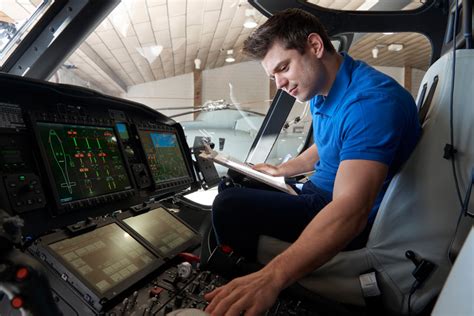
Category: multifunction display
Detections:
[
  {"x1": 138, "y1": 130, "x2": 189, "y2": 185},
  {"x1": 48, "y1": 224, "x2": 155, "y2": 294},
  {"x1": 124, "y1": 207, "x2": 197, "y2": 256},
  {"x1": 37, "y1": 122, "x2": 132, "y2": 203}
]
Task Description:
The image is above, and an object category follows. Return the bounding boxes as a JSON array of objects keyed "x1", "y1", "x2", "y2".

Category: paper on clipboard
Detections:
[{"x1": 199, "y1": 142, "x2": 297, "y2": 195}]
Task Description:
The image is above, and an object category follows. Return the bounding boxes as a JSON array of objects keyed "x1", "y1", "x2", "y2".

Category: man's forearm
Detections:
[
  {"x1": 266, "y1": 159, "x2": 387, "y2": 289},
  {"x1": 263, "y1": 197, "x2": 369, "y2": 289}
]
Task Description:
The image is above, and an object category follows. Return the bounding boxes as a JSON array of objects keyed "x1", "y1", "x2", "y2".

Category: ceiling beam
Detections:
[{"x1": 78, "y1": 42, "x2": 128, "y2": 93}]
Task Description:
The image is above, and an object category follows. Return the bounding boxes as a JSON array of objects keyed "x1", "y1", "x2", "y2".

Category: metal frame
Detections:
[
  {"x1": 245, "y1": 89, "x2": 296, "y2": 164},
  {"x1": 2, "y1": 0, "x2": 120, "y2": 80}
]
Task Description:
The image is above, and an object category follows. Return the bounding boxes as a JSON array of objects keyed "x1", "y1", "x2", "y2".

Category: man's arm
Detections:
[
  {"x1": 252, "y1": 143, "x2": 319, "y2": 177},
  {"x1": 205, "y1": 159, "x2": 388, "y2": 316}
]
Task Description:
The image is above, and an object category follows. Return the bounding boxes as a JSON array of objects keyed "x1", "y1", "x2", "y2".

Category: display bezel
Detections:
[
  {"x1": 32, "y1": 119, "x2": 136, "y2": 212},
  {"x1": 117, "y1": 205, "x2": 201, "y2": 259},
  {"x1": 35, "y1": 221, "x2": 163, "y2": 307},
  {"x1": 136, "y1": 125, "x2": 194, "y2": 192}
]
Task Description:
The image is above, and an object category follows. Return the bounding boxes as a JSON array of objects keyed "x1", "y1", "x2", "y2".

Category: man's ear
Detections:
[{"x1": 307, "y1": 33, "x2": 324, "y2": 58}]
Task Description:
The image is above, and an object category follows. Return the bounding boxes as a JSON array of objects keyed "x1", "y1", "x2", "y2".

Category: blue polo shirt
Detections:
[{"x1": 309, "y1": 53, "x2": 421, "y2": 223}]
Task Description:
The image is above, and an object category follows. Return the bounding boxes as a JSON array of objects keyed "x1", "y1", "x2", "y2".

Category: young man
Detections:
[{"x1": 205, "y1": 8, "x2": 421, "y2": 316}]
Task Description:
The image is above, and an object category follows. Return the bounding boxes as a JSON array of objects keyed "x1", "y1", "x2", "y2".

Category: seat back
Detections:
[{"x1": 257, "y1": 50, "x2": 474, "y2": 315}]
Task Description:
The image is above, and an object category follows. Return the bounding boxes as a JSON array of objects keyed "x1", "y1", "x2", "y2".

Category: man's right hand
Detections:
[{"x1": 252, "y1": 163, "x2": 282, "y2": 176}]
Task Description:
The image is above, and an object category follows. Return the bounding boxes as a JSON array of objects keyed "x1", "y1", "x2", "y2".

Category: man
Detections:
[{"x1": 205, "y1": 8, "x2": 421, "y2": 316}]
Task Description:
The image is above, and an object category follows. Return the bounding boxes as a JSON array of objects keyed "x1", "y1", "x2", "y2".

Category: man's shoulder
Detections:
[{"x1": 346, "y1": 60, "x2": 414, "y2": 108}]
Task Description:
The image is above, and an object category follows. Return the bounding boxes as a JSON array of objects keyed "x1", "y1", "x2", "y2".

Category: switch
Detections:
[
  {"x1": 149, "y1": 286, "x2": 163, "y2": 298},
  {"x1": 174, "y1": 295, "x2": 183, "y2": 308}
]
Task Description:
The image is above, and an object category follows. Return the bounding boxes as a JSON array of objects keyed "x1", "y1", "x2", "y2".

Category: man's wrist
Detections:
[
  {"x1": 275, "y1": 164, "x2": 286, "y2": 177},
  {"x1": 263, "y1": 256, "x2": 292, "y2": 290}
]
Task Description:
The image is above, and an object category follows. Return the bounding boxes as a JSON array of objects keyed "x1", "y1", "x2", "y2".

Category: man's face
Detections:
[{"x1": 261, "y1": 40, "x2": 326, "y2": 102}]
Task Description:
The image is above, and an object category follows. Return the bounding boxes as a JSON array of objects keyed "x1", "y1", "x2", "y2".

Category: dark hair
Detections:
[{"x1": 243, "y1": 8, "x2": 335, "y2": 59}]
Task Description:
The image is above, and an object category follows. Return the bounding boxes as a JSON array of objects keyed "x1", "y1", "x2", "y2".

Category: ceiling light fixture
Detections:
[
  {"x1": 372, "y1": 46, "x2": 379, "y2": 59},
  {"x1": 225, "y1": 49, "x2": 235, "y2": 63},
  {"x1": 136, "y1": 45, "x2": 163, "y2": 64},
  {"x1": 194, "y1": 58, "x2": 201, "y2": 70},
  {"x1": 243, "y1": 9, "x2": 257, "y2": 28},
  {"x1": 357, "y1": 0, "x2": 379, "y2": 11},
  {"x1": 388, "y1": 43, "x2": 404, "y2": 52}
]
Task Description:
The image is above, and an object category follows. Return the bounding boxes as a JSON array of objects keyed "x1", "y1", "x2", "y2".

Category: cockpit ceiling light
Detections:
[{"x1": 388, "y1": 43, "x2": 404, "y2": 52}]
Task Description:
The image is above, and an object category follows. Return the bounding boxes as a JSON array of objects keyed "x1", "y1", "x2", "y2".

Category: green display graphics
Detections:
[
  {"x1": 138, "y1": 130, "x2": 189, "y2": 184},
  {"x1": 37, "y1": 122, "x2": 132, "y2": 203},
  {"x1": 48, "y1": 224, "x2": 155, "y2": 294}
]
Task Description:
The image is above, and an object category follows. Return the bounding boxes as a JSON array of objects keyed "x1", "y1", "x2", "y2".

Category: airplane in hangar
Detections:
[{"x1": 0, "y1": 0, "x2": 472, "y2": 315}]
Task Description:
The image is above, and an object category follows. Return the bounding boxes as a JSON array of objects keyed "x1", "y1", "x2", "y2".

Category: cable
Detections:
[
  {"x1": 446, "y1": 0, "x2": 467, "y2": 263},
  {"x1": 407, "y1": 282, "x2": 417, "y2": 316},
  {"x1": 449, "y1": 0, "x2": 464, "y2": 207}
]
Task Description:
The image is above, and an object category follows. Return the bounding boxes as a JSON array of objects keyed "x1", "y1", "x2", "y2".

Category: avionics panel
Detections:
[
  {"x1": 138, "y1": 127, "x2": 193, "y2": 190},
  {"x1": 123, "y1": 207, "x2": 200, "y2": 258},
  {"x1": 44, "y1": 223, "x2": 158, "y2": 301},
  {"x1": 36, "y1": 122, "x2": 133, "y2": 208}
]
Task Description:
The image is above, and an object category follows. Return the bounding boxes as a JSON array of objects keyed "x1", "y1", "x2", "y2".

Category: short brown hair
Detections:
[{"x1": 243, "y1": 8, "x2": 335, "y2": 59}]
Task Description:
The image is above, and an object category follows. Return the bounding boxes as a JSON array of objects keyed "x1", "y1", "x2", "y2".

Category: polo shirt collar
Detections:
[{"x1": 314, "y1": 52, "x2": 353, "y2": 117}]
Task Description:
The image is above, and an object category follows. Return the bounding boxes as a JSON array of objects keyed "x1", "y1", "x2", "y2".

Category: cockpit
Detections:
[{"x1": 0, "y1": 1, "x2": 473, "y2": 315}]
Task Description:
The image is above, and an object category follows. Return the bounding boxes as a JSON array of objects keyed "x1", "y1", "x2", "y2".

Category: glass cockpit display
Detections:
[
  {"x1": 123, "y1": 207, "x2": 197, "y2": 257},
  {"x1": 47, "y1": 224, "x2": 155, "y2": 294},
  {"x1": 138, "y1": 130, "x2": 189, "y2": 185},
  {"x1": 36, "y1": 122, "x2": 132, "y2": 203}
]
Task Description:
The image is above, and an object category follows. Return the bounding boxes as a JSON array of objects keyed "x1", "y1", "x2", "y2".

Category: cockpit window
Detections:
[
  {"x1": 305, "y1": 0, "x2": 425, "y2": 11},
  {"x1": 41, "y1": 2, "x2": 432, "y2": 178},
  {"x1": 0, "y1": 0, "x2": 53, "y2": 66}
]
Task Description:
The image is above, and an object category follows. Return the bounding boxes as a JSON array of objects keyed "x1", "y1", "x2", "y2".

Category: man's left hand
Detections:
[{"x1": 204, "y1": 268, "x2": 283, "y2": 316}]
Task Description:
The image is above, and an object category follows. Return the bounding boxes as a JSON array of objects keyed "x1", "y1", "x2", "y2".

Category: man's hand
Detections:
[
  {"x1": 252, "y1": 163, "x2": 282, "y2": 176},
  {"x1": 204, "y1": 268, "x2": 284, "y2": 316}
]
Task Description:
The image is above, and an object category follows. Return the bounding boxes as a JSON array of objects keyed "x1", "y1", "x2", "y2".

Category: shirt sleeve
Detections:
[{"x1": 339, "y1": 96, "x2": 404, "y2": 165}]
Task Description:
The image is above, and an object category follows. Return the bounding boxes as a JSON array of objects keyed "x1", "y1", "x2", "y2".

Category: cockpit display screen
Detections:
[
  {"x1": 123, "y1": 207, "x2": 197, "y2": 257},
  {"x1": 47, "y1": 224, "x2": 155, "y2": 294},
  {"x1": 138, "y1": 130, "x2": 189, "y2": 185},
  {"x1": 37, "y1": 122, "x2": 132, "y2": 203}
]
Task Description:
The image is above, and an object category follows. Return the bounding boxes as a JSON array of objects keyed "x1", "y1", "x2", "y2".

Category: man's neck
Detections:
[{"x1": 320, "y1": 52, "x2": 344, "y2": 96}]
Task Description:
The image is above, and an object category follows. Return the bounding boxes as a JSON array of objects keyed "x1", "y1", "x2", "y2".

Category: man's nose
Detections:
[{"x1": 275, "y1": 74, "x2": 287, "y2": 90}]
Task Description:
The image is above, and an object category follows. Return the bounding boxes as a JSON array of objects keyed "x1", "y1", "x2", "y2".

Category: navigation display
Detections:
[
  {"x1": 48, "y1": 224, "x2": 155, "y2": 294},
  {"x1": 37, "y1": 122, "x2": 132, "y2": 203},
  {"x1": 124, "y1": 207, "x2": 197, "y2": 256},
  {"x1": 138, "y1": 130, "x2": 189, "y2": 184}
]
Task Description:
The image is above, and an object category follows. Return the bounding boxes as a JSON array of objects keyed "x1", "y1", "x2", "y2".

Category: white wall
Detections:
[
  {"x1": 374, "y1": 65, "x2": 425, "y2": 99},
  {"x1": 374, "y1": 66, "x2": 405, "y2": 84},
  {"x1": 122, "y1": 61, "x2": 270, "y2": 122},
  {"x1": 125, "y1": 73, "x2": 194, "y2": 122},
  {"x1": 121, "y1": 62, "x2": 425, "y2": 122},
  {"x1": 202, "y1": 61, "x2": 270, "y2": 114}
]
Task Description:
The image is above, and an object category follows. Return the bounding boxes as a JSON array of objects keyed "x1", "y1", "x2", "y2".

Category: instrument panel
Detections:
[{"x1": 0, "y1": 74, "x2": 197, "y2": 236}]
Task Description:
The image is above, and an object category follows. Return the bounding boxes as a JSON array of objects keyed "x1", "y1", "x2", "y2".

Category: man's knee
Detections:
[{"x1": 212, "y1": 188, "x2": 241, "y2": 219}]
